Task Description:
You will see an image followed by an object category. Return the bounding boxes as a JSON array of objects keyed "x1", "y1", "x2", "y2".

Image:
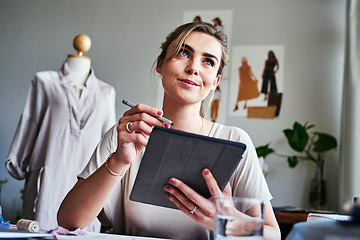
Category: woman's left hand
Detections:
[{"x1": 164, "y1": 168, "x2": 232, "y2": 230}]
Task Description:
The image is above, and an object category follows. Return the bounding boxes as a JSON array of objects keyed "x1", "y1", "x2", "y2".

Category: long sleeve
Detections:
[{"x1": 5, "y1": 77, "x2": 46, "y2": 180}]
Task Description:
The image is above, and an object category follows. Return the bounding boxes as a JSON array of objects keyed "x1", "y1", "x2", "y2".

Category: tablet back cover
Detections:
[{"x1": 129, "y1": 126, "x2": 247, "y2": 209}]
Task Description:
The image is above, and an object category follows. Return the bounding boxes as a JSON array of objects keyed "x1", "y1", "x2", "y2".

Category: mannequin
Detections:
[
  {"x1": 66, "y1": 34, "x2": 92, "y2": 95},
  {"x1": 5, "y1": 33, "x2": 116, "y2": 231}
]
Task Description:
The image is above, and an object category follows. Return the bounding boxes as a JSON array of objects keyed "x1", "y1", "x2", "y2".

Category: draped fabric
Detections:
[
  {"x1": 5, "y1": 63, "x2": 116, "y2": 230},
  {"x1": 339, "y1": 0, "x2": 360, "y2": 209}
]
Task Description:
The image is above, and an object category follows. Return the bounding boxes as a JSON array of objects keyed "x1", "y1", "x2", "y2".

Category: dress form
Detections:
[{"x1": 65, "y1": 34, "x2": 92, "y2": 95}]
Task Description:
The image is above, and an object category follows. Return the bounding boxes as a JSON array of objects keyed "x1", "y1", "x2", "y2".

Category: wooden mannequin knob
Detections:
[{"x1": 73, "y1": 34, "x2": 91, "y2": 56}]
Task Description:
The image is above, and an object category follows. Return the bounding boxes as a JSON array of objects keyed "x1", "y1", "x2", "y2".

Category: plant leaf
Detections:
[
  {"x1": 283, "y1": 122, "x2": 309, "y2": 152},
  {"x1": 287, "y1": 156, "x2": 298, "y2": 168},
  {"x1": 305, "y1": 124, "x2": 315, "y2": 130},
  {"x1": 313, "y1": 132, "x2": 338, "y2": 152},
  {"x1": 256, "y1": 144, "x2": 275, "y2": 159}
]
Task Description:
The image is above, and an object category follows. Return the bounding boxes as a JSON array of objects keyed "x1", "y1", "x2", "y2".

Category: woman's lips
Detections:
[{"x1": 178, "y1": 79, "x2": 199, "y2": 86}]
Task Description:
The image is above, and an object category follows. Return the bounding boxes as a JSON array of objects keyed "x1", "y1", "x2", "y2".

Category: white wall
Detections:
[{"x1": 0, "y1": 0, "x2": 345, "y2": 221}]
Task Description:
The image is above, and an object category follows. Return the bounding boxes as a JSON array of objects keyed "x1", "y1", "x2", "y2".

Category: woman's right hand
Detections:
[{"x1": 113, "y1": 103, "x2": 171, "y2": 166}]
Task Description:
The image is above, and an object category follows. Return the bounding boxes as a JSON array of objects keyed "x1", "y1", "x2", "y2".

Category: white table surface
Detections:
[
  {"x1": 0, "y1": 229, "x2": 170, "y2": 239},
  {"x1": 57, "y1": 232, "x2": 171, "y2": 240}
]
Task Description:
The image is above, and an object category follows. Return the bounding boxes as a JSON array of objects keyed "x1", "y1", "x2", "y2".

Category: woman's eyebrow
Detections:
[
  {"x1": 182, "y1": 43, "x2": 219, "y2": 63},
  {"x1": 203, "y1": 52, "x2": 219, "y2": 63},
  {"x1": 182, "y1": 43, "x2": 194, "y2": 53}
]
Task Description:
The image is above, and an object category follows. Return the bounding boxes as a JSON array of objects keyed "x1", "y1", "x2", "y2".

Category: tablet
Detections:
[{"x1": 129, "y1": 126, "x2": 247, "y2": 209}]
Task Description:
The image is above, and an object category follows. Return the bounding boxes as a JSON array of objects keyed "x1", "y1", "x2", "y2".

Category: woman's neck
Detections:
[{"x1": 162, "y1": 96, "x2": 212, "y2": 136}]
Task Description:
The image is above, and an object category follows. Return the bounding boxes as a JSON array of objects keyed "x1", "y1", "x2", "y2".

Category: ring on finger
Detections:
[
  {"x1": 125, "y1": 122, "x2": 134, "y2": 133},
  {"x1": 189, "y1": 205, "x2": 197, "y2": 214}
]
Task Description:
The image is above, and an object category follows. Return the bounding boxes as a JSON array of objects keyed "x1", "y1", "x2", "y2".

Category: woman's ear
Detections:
[
  {"x1": 156, "y1": 59, "x2": 163, "y2": 75},
  {"x1": 212, "y1": 75, "x2": 221, "y2": 91}
]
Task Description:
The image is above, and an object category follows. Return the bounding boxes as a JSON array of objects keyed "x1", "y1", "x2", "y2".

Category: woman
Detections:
[
  {"x1": 58, "y1": 22, "x2": 280, "y2": 240},
  {"x1": 261, "y1": 50, "x2": 279, "y2": 101}
]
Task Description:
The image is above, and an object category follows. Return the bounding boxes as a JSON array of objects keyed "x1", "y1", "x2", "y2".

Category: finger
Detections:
[
  {"x1": 123, "y1": 103, "x2": 164, "y2": 121},
  {"x1": 118, "y1": 115, "x2": 160, "y2": 138},
  {"x1": 164, "y1": 186, "x2": 206, "y2": 220},
  {"x1": 165, "y1": 190, "x2": 196, "y2": 216},
  {"x1": 125, "y1": 121, "x2": 135, "y2": 133},
  {"x1": 123, "y1": 103, "x2": 172, "y2": 129},
  {"x1": 116, "y1": 124, "x2": 149, "y2": 146},
  {"x1": 222, "y1": 183, "x2": 232, "y2": 198},
  {"x1": 124, "y1": 119, "x2": 154, "y2": 135},
  {"x1": 202, "y1": 169, "x2": 223, "y2": 199},
  {"x1": 167, "y1": 178, "x2": 214, "y2": 216},
  {"x1": 120, "y1": 112, "x2": 169, "y2": 133},
  {"x1": 164, "y1": 178, "x2": 195, "y2": 211}
]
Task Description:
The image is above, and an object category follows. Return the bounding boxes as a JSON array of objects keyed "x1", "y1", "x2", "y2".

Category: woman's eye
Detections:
[
  {"x1": 204, "y1": 59, "x2": 215, "y2": 67},
  {"x1": 179, "y1": 50, "x2": 188, "y2": 58}
]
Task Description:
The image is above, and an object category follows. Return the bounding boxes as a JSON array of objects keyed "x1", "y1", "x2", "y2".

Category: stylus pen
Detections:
[{"x1": 122, "y1": 99, "x2": 174, "y2": 126}]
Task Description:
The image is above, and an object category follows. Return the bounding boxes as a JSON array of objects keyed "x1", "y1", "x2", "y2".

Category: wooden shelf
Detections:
[
  {"x1": 275, "y1": 211, "x2": 309, "y2": 240},
  {"x1": 275, "y1": 211, "x2": 309, "y2": 224}
]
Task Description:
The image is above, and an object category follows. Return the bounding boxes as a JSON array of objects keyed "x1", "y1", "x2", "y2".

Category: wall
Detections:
[{"x1": 0, "y1": 0, "x2": 345, "y2": 221}]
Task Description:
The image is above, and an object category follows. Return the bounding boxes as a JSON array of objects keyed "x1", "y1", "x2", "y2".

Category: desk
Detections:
[
  {"x1": 274, "y1": 211, "x2": 308, "y2": 240},
  {"x1": 0, "y1": 230, "x2": 169, "y2": 240},
  {"x1": 57, "y1": 232, "x2": 170, "y2": 240},
  {"x1": 286, "y1": 220, "x2": 360, "y2": 240}
]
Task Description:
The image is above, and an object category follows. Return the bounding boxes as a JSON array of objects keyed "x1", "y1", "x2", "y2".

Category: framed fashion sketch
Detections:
[
  {"x1": 183, "y1": 10, "x2": 233, "y2": 78},
  {"x1": 228, "y1": 45, "x2": 285, "y2": 119},
  {"x1": 200, "y1": 80, "x2": 229, "y2": 124}
]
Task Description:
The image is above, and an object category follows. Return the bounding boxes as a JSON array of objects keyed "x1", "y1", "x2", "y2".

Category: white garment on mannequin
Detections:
[
  {"x1": 65, "y1": 56, "x2": 91, "y2": 91},
  {"x1": 5, "y1": 64, "x2": 116, "y2": 231}
]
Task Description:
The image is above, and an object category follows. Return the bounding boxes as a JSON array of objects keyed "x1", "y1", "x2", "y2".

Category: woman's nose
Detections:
[{"x1": 185, "y1": 62, "x2": 199, "y2": 76}]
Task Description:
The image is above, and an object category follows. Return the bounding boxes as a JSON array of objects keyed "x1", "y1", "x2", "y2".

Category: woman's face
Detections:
[{"x1": 157, "y1": 32, "x2": 222, "y2": 104}]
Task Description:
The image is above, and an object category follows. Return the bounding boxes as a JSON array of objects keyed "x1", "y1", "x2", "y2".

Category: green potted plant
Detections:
[{"x1": 256, "y1": 121, "x2": 338, "y2": 209}]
